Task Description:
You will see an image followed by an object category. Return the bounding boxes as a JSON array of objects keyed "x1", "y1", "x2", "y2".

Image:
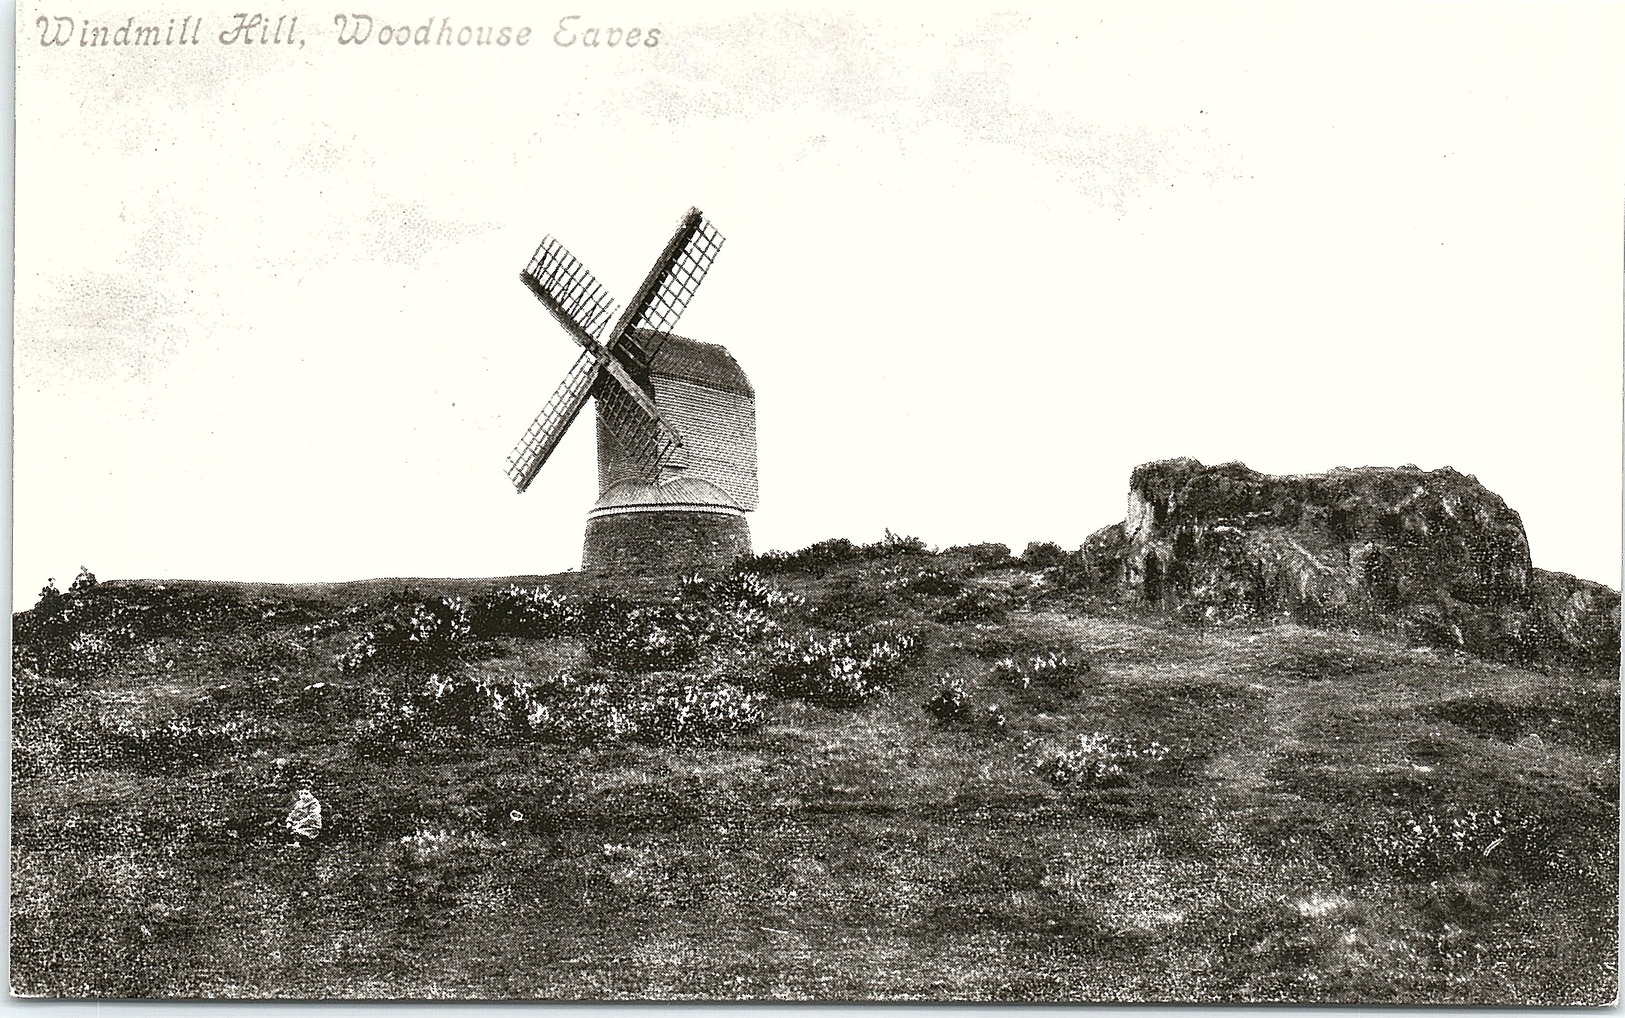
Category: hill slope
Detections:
[{"x1": 10, "y1": 540, "x2": 1619, "y2": 1001}]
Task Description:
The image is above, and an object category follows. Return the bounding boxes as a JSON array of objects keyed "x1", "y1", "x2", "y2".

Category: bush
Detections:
[
  {"x1": 55, "y1": 708, "x2": 265, "y2": 773},
  {"x1": 924, "y1": 676, "x2": 972, "y2": 722},
  {"x1": 586, "y1": 603, "x2": 708, "y2": 672},
  {"x1": 993, "y1": 649, "x2": 1091, "y2": 691},
  {"x1": 12, "y1": 668, "x2": 75, "y2": 721},
  {"x1": 760, "y1": 622, "x2": 923, "y2": 707},
  {"x1": 682, "y1": 571, "x2": 804, "y2": 614},
  {"x1": 740, "y1": 530, "x2": 931, "y2": 576},
  {"x1": 1020, "y1": 541, "x2": 1070, "y2": 569},
  {"x1": 739, "y1": 538, "x2": 865, "y2": 576},
  {"x1": 1034, "y1": 732, "x2": 1169, "y2": 788},
  {"x1": 898, "y1": 569, "x2": 966, "y2": 599},
  {"x1": 382, "y1": 826, "x2": 499, "y2": 904},
  {"x1": 337, "y1": 596, "x2": 473, "y2": 676},
  {"x1": 471, "y1": 584, "x2": 583, "y2": 639},
  {"x1": 934, "y1": 587, "x2": 1008, "y2": 623},
  {"x1": 945, "y1": 542, "x2": 1013, "y2": 568},
  {"x1": 1365, "y1": 805, "x2": 1527, "y2": 881},
  {"x1": 878, "y1": 528, "x2": 929, "y2": 556},
  {"x1": 923, "y1": 676, "x2": 1007, "y2": 729},
  {"x1": 580, "y1": 576, "x2": 803, "y2": 674},
  {"x1": 353, "y1": 667, "x2": 768, "y2": 755}
]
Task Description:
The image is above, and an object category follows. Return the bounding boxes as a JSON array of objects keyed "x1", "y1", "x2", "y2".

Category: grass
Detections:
[{"x1": 9, "y1": 548, "x2": 1618, "y2": 1001}]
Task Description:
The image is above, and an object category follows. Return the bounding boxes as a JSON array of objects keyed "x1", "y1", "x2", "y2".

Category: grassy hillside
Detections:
[{"x1": 10, "y1": 539, "x2": 1618, "y2": 1001}]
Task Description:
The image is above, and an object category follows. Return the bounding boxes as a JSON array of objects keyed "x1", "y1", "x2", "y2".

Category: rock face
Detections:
[{"x1": 1081, "y1": 458, "x2": 1619, "y2": 667}]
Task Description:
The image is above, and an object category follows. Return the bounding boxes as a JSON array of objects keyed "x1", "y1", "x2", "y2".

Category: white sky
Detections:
[{"x1": 13, "y1": 0, "x2": 1625, "y2": 604}]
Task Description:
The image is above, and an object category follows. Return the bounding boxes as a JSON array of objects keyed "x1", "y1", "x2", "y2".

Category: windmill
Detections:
[{"x1": 505, "y1": 208, "x2": 758, "y2": 574}]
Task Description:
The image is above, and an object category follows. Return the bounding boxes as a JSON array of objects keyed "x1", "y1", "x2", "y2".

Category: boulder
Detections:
[{"x1": 1080, "y1": 458, "x2": 1618, "y2": 667}]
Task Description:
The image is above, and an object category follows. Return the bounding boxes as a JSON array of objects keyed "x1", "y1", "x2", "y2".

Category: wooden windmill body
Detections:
[{"x1": 504, "y1": 209, "x2": 756, "y2": 574}]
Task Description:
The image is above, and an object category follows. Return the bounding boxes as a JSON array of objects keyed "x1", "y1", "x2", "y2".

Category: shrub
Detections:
[
  {"x1": 739, "y1": 538, "x2": 864, "y2": 575},
  {"x1": 898, "y1": 569, "x2": 966, "y2": 599},
  {"x1": 580, "y1": 577, "x2": 802, "y2": 673},
  {"x1": 353, "y1": 667, "x2": 768, "y2": 754},
  {"x1": 675, "y1": 571, "x2": 801, "y2": 643},
  {"x1": 740, "y1": 531, "x2": 930, "y2": 576},
  {"x1": 993, "y1": 649, "x2": 1091, "y2": 691},
  {"x1": 945, "y1": 542, "x2": 1013, "y2": 568},
  {"x1": 337, "y1": 596, "x2": 472, "y2": 675},
  {"x1": 58, "y1": 709, "x2": 265, "y2": 773},
  {"x1": 1034, "y1": 732, "x2": 1170, "y2": 788},
  {"x1": 69, "y1": 566, "x2": 98, "y2": 594},
  {"x1": 934, "y1": 587, "x2": 1007, "y2": 623},
  {"x1": 760, "y1": 622, "x2": 923, "y2": 707},
  {"x1": 924, "y1": 676, "x2": 972, "y2": 722},
  {"x1": 1020, "y1": 541, "x2": 1070, "y2": 569},
  {"x1": 682, "y1": 571, "x2": 804, "y2": 614},
  {"x1": 923, "y1": 676, "x2": 1008, "y2": 729},
  {"x1": 1365, "y1": 806, "x2": 1526, "y2": 881},
  {"x1": 383, "y1": 826, "x2": 499, "y2": 903},
  {"x1": 471, "y1": 584, "x2": 583, "y2": 639},
  {"x1": 512, "y1": 669, "x2": 767, "y2": 747},
  {"x1": 878, "y1": 528, "x2": 929, "y2": 556},
  {"x1": 586, "y1": 603, "x2": 707, "y2": 672}
]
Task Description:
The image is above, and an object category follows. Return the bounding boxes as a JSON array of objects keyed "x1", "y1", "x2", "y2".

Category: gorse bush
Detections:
[
  {"x1": 924, "y1": 676, "x2": 972, "y2": 722},
  {"x1": 1034, "y1": 732, "x2": 1170, "y2": 788},
  {"x1": 471, "y1": 584, "x2": 583, "y2": 639},
  {"x1": 944, "y1": 542, "x2": 1013, "y2": 568},
  {"x1": 923, "y1": 676, "x2": 1006, "y2": 729},
  {"x1": 894, "y1": 569, "x2": 966, "y2": 599},
  {"x1": 352, "y1": 667, "x2": 767, "y2": 755},
  {"x1": 69, "y1": 566, "x2": 98, "y2": 594},
  {"x1": 584, "y1": 574, "x2": 803, "y2": 672},
  {"x1": 740, "y1": 530, "x2": 931, "y2": 576},
  {"x1": 587, "y1": 603, "x2": 709, "y2": 672},
  {"x1": 21, "y1": 579, "x2": 260, "y2": 654},
  {"x1": 681, "y1": 571, "x2": 805, "y2": 614},
  {"x1": 337, "y1": 596, "x2": 472, "y2": 675},
  {"x1": 1365, "y1": 805, "x2": 1527, "y2": 880},
  {"x1": 934, "y1": 587, "x2": 1008, "y2": 624},
  {"x1": 993, "y1": 649, "x2": 1091, "y2": 691},
  {"x1": 1020, "y1": 541, "x2": 1070, "y2": 569},
  {"x1": 49, "y1": 706, "x2": 265, "y2": 773},
  {"x1": 12, "y1": 668, "x2": 73, "y2": 721},
  {"x1": 760, "y1": 622, "x2": 923, "y2": 707}
]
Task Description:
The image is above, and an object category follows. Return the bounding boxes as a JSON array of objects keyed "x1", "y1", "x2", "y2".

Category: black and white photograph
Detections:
[{"x1": 10, "y1": 0, "x2": 1623, "y2": 1000}]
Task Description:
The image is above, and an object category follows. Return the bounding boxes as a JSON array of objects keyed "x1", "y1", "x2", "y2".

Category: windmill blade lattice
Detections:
[
  {"x1": 504, "y1": 347, "x2": 602, "y2": 492},
  {"x1": 610, "y1": 211, "x2": 725, "y2": 370},
  {"x1": 520, "y1": 235, "x2": 619, "y2": 346},
  {"x1": 596, "y1": 360, "x2": 689, "y2": 472}
]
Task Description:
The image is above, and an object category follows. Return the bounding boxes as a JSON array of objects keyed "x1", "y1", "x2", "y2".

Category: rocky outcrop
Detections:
[{"x1": 1081, "y1": 458, "x2": 1618, "y2": 668}]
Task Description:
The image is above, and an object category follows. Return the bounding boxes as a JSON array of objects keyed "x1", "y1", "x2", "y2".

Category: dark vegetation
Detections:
[{"x1": 10, "y1": 542, "x2": 1618, "y2": 1001}]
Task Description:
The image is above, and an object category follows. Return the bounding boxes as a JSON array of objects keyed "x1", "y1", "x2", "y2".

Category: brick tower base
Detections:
[{"x1": 582, "y1": 510, "x2": 752, "y2": 576}]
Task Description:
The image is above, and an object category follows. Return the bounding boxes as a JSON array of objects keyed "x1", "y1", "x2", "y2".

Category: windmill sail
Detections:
[
  {"x1": 520, "y1": 235, "x2": 619, "y2": 348},
  {"x1": 507, "y1": 208, "x2": 728, "y2": 495},
  {"x1": 597, "y1": 359, "x2": 689, "y2": 471},
  {"x1": 504, "y1": 348, "x2": 602, "y2": 492},
  {"x1": 606, "y1": 209, "x2": 725, "y2": 371}
]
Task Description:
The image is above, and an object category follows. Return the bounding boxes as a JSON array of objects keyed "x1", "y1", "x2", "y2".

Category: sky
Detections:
[{"x1": 13, "y1": 0, "x2": 1625, "y2": 605}]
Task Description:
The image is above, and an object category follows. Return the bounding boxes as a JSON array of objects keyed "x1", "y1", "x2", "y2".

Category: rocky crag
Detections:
[{"x1": 1080, "y1": 458, "x2": 1619, "y2": 668}]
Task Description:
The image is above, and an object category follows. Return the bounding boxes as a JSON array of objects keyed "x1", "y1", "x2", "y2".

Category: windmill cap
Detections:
[{"x1": 589, "y1": 476, "x2": 744, "y2": 518}]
